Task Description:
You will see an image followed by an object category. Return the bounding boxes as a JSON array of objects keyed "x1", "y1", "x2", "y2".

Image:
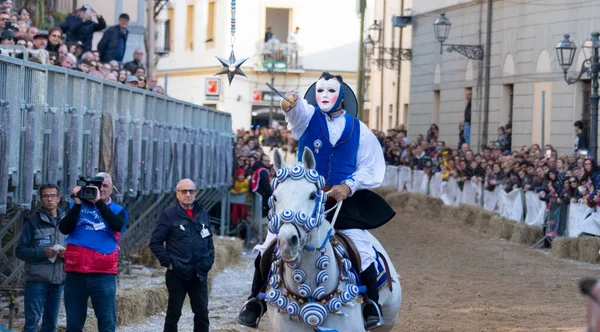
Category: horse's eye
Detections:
[
  {"x1": 273, "y1": 195, "x2": 277, "y2": 202},
  {"x1": 309, "y1": 192, "x2": 316, "y2": 200}
]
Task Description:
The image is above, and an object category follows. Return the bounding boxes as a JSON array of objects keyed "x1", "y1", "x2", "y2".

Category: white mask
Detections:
[{"x1": 315, "y1": 78, "x2": 341, "y2": 113}]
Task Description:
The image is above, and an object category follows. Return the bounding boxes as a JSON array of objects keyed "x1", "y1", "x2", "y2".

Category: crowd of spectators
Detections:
[
  {"x1": 0, "y1": 3, "x2": 164, "y2": 94},
  {"x1": 377, "y1": 121, "x2": 600, "y2": 210}
]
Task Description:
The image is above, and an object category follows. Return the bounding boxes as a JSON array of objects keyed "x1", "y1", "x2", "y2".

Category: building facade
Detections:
[
  {"x1": 364, "y1": 0, "x2": 412, "y2": 131},
  {"x1": 409, "y1": 0, "x2": 596, "y2": 154},
  {"x1": 154, "y1": 0, "x2": 362, "y2": 131}
]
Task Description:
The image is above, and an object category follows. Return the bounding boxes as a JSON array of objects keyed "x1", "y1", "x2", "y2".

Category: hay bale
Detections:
[
  {"x1": 551, "y1": 237, "x2": 571, "y2": 259},
  {"x1": 487, "y1": 215, "x2": 515, "y2": 240},
  {"x1": 457, "y1": 205, "x2": 482, "y2": 227},
  {"x1": 424, "y1": 197, "x2": 444, "y2": 217},
  {"x1": 385, "y1": 191, "x2": 410, "y2": 209},
  {"x1": 144, "y1": 286, "x2": 168, "y2": 316},
  {"x1": 116, "y1": 289, "x2": 147, "y2": 326},
  {"x1": 371, "y1": 186, "x2": 398, "y2": 198},
  {"x1": 578, "y1": 236, "x2": 600, "y2": 264},
  {"x1": 474, "y1": 211, "x2": 492, "y2": 234},
  {"x1": 510, "y1": 224, "x2": 543, "y2": 245},
  {"x1": 570, "y1": 237, "x2": 581, "y2": 261}
]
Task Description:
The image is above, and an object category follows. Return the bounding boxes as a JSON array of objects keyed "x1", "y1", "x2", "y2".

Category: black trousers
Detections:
[{"x1": 164, "y1": 270, "x2": 209, "y2": 332}]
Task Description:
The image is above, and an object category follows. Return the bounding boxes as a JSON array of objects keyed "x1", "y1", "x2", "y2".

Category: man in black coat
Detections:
[
  {"x1": 149, "y1": 179, "x2": 215, "y2": 332},
  {"x1": 251, "y1": 153, "x2": 272, "y2": 218},
  {"x1": 98, "y1": 13, "x2": 129, "y2": 63},
  {"x1": 60, "y1": 5, "x2": 106, "y2": 54}
]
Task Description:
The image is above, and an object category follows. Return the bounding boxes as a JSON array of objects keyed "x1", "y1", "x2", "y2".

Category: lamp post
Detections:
[
  {"x1": 433, "y1": 4, "x2": 493, "y2": 149},
  {"x1": 364, "y1": 19, "x2": 412, "y2": 70},
  {"x1": 556, "y1": 32, "x2": 600, "y2": 160}
]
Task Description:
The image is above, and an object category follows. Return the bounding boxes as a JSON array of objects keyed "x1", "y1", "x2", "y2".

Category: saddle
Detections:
[{"x1": 259, "y1": 232, "x2": 394, "y2": 293}]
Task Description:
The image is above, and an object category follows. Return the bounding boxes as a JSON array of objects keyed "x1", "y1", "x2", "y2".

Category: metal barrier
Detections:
[{"x1": 0, "y1": 54, "x2": 233, "y2": 288}]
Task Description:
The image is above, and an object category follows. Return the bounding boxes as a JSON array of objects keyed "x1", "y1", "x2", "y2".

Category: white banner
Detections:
[
  {"x1": 441, "y1": 178, "x2": 460, "y2": 207},
  {"x1": 384, "y1": 166, "x2": 399, "y2": 188},
  {"x1": 483, "y1": 188, "x2": 499, "y2": 212},
  {"x1": 429, "y1": 173, "x2": 443, "y2": 198},
  {"x1": 524, "y1": 191, "x2": 545, "y2": 228},
  {"x1": 460, "y1": 180, "x2": 481, "y2": 206},
  {"x1": 398, "y1": 166, "x2": 412, "y2": 192},
  {"x1": 499, "y1": 189, "x2": 523, "y2": 222},
  {"x1": 413, "y1": 171, "x2": 429, "y2": 195},
  {"x1": 580, "y1": 211, "x2": 600, "y2": 237},
  {"x1": 567, "y1": 203, "x2": 591, "y2": 238}
]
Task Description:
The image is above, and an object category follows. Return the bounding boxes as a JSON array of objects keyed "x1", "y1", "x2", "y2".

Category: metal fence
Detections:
[{"x1": 0, "y1": 54, "x2": 233, "y2": 289}]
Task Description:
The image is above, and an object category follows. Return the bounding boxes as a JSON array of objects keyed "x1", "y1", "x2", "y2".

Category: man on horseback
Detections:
[{"x1": 238, "y1": 72, "x2": 395, "y2": 330}]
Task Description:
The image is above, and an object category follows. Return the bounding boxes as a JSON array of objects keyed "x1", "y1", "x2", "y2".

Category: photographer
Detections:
[
  {"x1": 60, "y1": 5, "x2": 106, "y2": 54},
  {"x1": 0, "y1": 10, "x2": 10, "y2": 34},
  {"x1": 59, "y1": 172, "x2": 128, "y2": 332}
]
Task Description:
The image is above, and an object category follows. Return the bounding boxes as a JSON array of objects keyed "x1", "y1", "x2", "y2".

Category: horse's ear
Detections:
[
  {"x1": 302, "y1": 146, "x2": 316, "y2": 170},
  {"x1": 273, "y1": 148, "x2": 286, "y2": 171}
]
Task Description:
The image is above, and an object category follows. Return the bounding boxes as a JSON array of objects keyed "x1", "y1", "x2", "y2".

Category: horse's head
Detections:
[{"x1": 270, "y1": 147, "x2": 327, "y2": 268}]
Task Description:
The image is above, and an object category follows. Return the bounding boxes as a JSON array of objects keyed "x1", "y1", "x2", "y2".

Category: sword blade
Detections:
[{"x1": 266, "y1": 83, "x2": 291, "y2": 103}]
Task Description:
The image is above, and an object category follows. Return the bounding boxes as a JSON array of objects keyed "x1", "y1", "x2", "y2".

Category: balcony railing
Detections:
[{"x1": 255, "y1": 40, "x2": 303, "y2": 71}]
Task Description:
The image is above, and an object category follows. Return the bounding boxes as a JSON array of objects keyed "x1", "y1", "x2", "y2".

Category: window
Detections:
[
  {"x1": 433, "y1": 90, "x2": 440, "y2": 125},
  {"x1": 503, "y1": 84, "x2": 514, "y2": 128},
  {"x1": 167, "y1": 8, "x2": 174, "y2": 51},
  {"x1": 206, "y1": 1, "x2": 216, "y2": 46},
  {"x1": 186, "y1": 5, "x2": 195, "y2": 50}
]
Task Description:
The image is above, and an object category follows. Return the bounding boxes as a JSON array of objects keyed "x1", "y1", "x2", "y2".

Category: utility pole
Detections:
[
  {"x1": 268, "y1": 43, "x2": 275, "y2": 126},
  {"x1": 482, "y1": 0, "x2": 493, "y2": 147},
  {"x1": 356, "y1": 0, "x2": 366, "y2": 120},
  {"x1": 146, "y1": 0, "x2": 157, "y2": 78}
]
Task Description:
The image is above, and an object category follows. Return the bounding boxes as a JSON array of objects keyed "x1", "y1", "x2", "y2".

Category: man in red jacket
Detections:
[{"x1": 59, "y1": 172, "x2": 128, "y2": 332}]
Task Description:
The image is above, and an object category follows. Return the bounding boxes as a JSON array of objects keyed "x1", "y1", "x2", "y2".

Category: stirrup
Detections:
[
  {"x1": 236, "y1": 297, "x2": 265, "y2": 328},
  {"x1": 363, "y1": 299, "x2": 384, "y2": 330}
]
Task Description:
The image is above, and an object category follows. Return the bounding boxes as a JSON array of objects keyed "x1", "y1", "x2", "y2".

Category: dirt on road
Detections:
[{"x1": 373, "y1": 206, "x2": 596, "y2": 332}]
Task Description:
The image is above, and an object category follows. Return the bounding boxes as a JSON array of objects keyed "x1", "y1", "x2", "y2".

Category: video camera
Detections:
[{"x1": 76, "y1": 176, "x2": 104, "y2": 201}]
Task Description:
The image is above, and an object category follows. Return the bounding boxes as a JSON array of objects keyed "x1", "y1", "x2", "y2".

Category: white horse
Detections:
[{"x1": 263, "y1": 147, "x2": 402, "y2": 332}]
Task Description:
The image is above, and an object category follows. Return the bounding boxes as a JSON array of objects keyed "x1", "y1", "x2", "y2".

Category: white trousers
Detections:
[{"x1": 253, "y1": 229, "x2": 375, "y2": 272}]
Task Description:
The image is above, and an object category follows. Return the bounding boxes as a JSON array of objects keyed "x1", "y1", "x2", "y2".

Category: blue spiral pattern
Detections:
[
  {"x1": 306, "y1": 217, "x2": 318, "y2": 230},
  {"x1": 267, "y1": 289, "x2": 281, "y2": 303},
  {"x1": 268, "y1": 215, "x2": 281, "y2": 234},
  {"x1": 306, "y1": 169, "x2": 319, "y2": 183},
  {"x1": 317, "y1": 255, "x2": 330, "y2": 270},
  {"x1": 268, "y1": 208, "x2": 275, "y2": 221},
  {"x1": 340, "y1": 290, "x2": 352, "y2": 303},
  {"x1": 280, "y1": 209, "x2": 294, "y2": 222},
  {"x1": 276, "y1": 168, "x2": 289, "y2": 181},
  {"x1": 268, "y1": 196, "x2": 274, "y2": 209},
  {"x1": 298, "y1": 284, "x2": 312, "y2": 298},
  {"x1": 271, "y1": 178, "x2": 278, "y2": 191},
  {"x1": 300, "y1": 303, "x2": 327, "y2": 326},
  {"x1": 287, "y1": 302, "x2": 300, "y2": 315},
  {"x1": 313, "y1": 286, "x2": 326, "y2": 300},
  {"x1": 334, "y1": 245, "x2": 345, "y2": 258},
  {"x1": 292, "y1": 269, "x2": 306, "y2": 284},
  {"x1": 344, "y1": 258, "x2": 352, "y2": 272},
  {"x1": 290, "y1": 165, "x2": 305, "y2": 179},
  {"x1": 317, "y1": 176, "x2": 326, "y2": 190},
  {"x1": 316, "y1": 270, "x2": 329, "y2": 284},
  {"x1": 326, "y1": 298, "x2": 342, "y2": 313},
  {"x1": 347, "y1": 284, "x2": 359, "y2": 297},
  {"x1": 276, "y1": 296, "x2": 289, "y2": 309},
  {"x1": 294, "y1": 211, "x2": 308, "y2": 226},
  {"x1": 270, "y1": 275, "x2": 280, "y2": 289}
]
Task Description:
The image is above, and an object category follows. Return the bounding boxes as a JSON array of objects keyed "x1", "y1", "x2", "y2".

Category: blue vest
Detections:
[
  {"x1": 298, "y1": 111, "x2": 360, "y2": 186},
  {"x1": 66, "y1": 202, "x2": 128, "y2": 254}
]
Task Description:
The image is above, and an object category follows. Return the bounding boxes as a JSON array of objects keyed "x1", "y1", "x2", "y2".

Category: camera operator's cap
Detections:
[
  {"x1": 79, "y1": 5, "x2": 91, "y2": 11},
  {"x1": 126, "y1": 75, "x2": 139, "y2": 83},
  {"x1": 0, "y1": 29, "x2": 15, "y2": 40},
  {"x1": 33, "y1": 32, "x2": 48, "y2": 40}
]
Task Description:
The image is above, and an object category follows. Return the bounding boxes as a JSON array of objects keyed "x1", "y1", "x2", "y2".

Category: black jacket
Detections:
[
  {"x1": 98, "y1": 25, "x2": 128, "y2": 63},
  {"x1": 252, "y1": 161, "x2": 272, "y2": 217},
  {"x1": 60, "y1": 14, "x2": 107, "y2": 53},
  {"x1": 16, "y1": 208, "x2": 66, "y2": 284},
  {"x1": 149, "y1": 202, "x2": 215, "y2": 281},
  {"x1": 464, "y1": 100, "x2": 471, "y2": 124},
  {"x1": 123, "y1": 60, "x2": 144, "y2": 74}
]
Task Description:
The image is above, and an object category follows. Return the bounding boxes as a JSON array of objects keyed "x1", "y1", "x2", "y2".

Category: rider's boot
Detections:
[
  {"x1": 237, "y1": 254, "x2": 267, "y2": 328},
  {"x1": 360, "y1": 263, "x2": 384, "y2": 330}
]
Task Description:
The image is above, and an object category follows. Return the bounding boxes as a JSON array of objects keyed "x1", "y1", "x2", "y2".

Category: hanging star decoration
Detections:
[
  {"x1": 214, "y1": 0, "x2": 248, "y2": 86},
  {"x1": 215, "y1": 50, "x2": 248, "y2": 86}
]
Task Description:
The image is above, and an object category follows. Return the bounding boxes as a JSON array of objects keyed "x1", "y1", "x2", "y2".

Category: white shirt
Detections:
[{"x1": 284, "y1": 98, "x2": 386, "y2": 195}]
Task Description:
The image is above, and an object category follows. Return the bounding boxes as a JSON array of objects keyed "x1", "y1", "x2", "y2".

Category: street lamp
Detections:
[
  {"x1": 556, "y1": 32, "x2": 600, "y2": 159},
  {"x1": 433, "y1": 13, "x2": 483, "y2": 61},
  {"x1": 363, "y1": 19, "x2": 412, "y2": 70}
]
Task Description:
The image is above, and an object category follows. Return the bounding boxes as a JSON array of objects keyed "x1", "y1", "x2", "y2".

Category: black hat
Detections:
[{"x1": 0, "y1": 29, "x2": 15, "y2": 40}]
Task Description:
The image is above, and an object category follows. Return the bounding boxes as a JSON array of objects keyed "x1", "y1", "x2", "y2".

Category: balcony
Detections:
[{"x1": 255, "y1": 40, "x2": 304, "y2": 72}]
